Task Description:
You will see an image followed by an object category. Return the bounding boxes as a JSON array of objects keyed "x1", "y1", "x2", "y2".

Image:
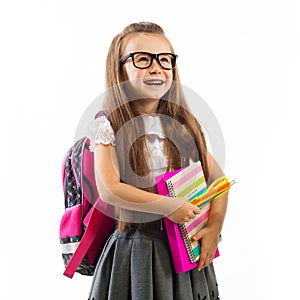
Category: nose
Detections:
[{"x1": 148, "y1": 58, "x2": 162, "y2": 73}]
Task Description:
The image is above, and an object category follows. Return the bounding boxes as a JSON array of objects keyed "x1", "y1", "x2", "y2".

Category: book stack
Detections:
[{"x1": 155, "y1": 161, "x2": 234, "y2": 273}]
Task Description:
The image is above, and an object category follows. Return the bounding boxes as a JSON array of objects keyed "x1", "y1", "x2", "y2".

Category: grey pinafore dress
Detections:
[{"x1": 88, "y1": 115, "x2": 220, "y2": 300}]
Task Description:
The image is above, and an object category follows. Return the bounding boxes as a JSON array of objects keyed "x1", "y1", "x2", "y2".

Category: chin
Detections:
[{"x1": 142, "y1": 86, "x2": 170, "y2": 99}]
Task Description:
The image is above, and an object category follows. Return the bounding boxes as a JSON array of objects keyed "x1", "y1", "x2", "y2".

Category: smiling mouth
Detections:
[{"x1": 144, "y1": 79, "x2": 164, "y2": 86}]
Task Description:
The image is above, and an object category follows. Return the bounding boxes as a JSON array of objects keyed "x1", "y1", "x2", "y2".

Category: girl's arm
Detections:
[
  {"x1": 192, "y1": 151, "x2": 229, "y2": 270},
  {"x1": 94, "y1": 143, "x2": 201, "y2": 224}
]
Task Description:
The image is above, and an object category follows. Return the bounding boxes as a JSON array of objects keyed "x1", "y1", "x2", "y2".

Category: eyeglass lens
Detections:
[{"x1": 133, "y1": 53, "x2": 175, "y2": 69}]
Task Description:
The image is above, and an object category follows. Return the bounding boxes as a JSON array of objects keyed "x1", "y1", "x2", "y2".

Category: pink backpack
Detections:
[{"x1": 59, "y1": 130, "x2": 116, "y2": 278}]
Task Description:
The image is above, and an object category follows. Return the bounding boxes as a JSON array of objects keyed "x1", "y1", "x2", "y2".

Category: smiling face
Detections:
[{"x1": 120, "y1": 33, "x2": 174, "y2": 110}]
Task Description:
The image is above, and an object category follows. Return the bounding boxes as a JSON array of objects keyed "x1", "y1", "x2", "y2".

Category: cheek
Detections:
[
  {"x1": 123, "y1": 65, "x2": 145, "y2": 80},
  {"x1": 164, "y1": 71, "x2": 173, "y2": 91},
  {"x1": 165, "y1": 70, "x2": 173, "y2": 81},
  {"x1": 133, "y1": 70, "x2": 146, "y2": 79}
]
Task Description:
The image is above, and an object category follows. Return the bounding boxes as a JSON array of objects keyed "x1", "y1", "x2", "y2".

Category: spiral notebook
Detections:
[
  {"x1": 155, "y1": 161, "x2": 220, "y2": 273},
  {"x1": 165, "y1": 161, "x2": 213, "y2": 262}
]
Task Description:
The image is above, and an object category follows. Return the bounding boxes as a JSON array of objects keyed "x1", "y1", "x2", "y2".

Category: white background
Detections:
[{"x1": 1, "y1": 0, "x2": 299, "y2": 299}]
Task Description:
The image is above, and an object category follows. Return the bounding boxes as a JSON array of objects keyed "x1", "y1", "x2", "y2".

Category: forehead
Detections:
[{"x1": 121, "y1": 33, "x2": 172, "y2": 54}]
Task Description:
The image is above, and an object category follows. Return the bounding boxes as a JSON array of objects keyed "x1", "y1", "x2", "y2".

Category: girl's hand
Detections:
[
  {"x1": 167, "y1": 200, "x2": 201, "y2": 224},
  {"x1": 192, "y1": 227, "x2": 220, "y2": 271}
]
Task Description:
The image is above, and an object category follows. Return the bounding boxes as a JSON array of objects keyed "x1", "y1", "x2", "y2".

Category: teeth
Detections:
[{"x1": 144, "y1": 80, "x2": 163, "y2": 85}]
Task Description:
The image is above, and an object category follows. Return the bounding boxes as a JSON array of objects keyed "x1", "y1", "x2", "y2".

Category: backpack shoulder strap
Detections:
[{"x1": 63, "y1": 205, "x2": 103, "y2": 278}]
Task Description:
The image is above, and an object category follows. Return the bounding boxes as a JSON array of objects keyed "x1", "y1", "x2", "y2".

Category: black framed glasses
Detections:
[{"x1": 120, "y1": 52, "x2": 178, "y2": 70}]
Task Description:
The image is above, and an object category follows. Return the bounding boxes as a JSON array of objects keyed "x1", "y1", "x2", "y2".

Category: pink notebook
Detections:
[{"x1": 155, "y1": 162, "x2": 220, "y2": 273}]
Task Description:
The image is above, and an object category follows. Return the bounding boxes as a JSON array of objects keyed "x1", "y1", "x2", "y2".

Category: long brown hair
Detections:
[{"x1": 101, "y1": 22, "x2": 208, "y2": 225}]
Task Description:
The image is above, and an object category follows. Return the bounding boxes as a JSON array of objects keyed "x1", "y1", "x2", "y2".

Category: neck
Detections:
[{"x1": 132, "y1": 98, "x2": 160, "y2": 115}]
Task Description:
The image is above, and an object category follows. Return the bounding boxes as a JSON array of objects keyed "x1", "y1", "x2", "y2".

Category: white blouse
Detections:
[{"x1": 93, "y1": 115, "x2": 168, "y2": 184}]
